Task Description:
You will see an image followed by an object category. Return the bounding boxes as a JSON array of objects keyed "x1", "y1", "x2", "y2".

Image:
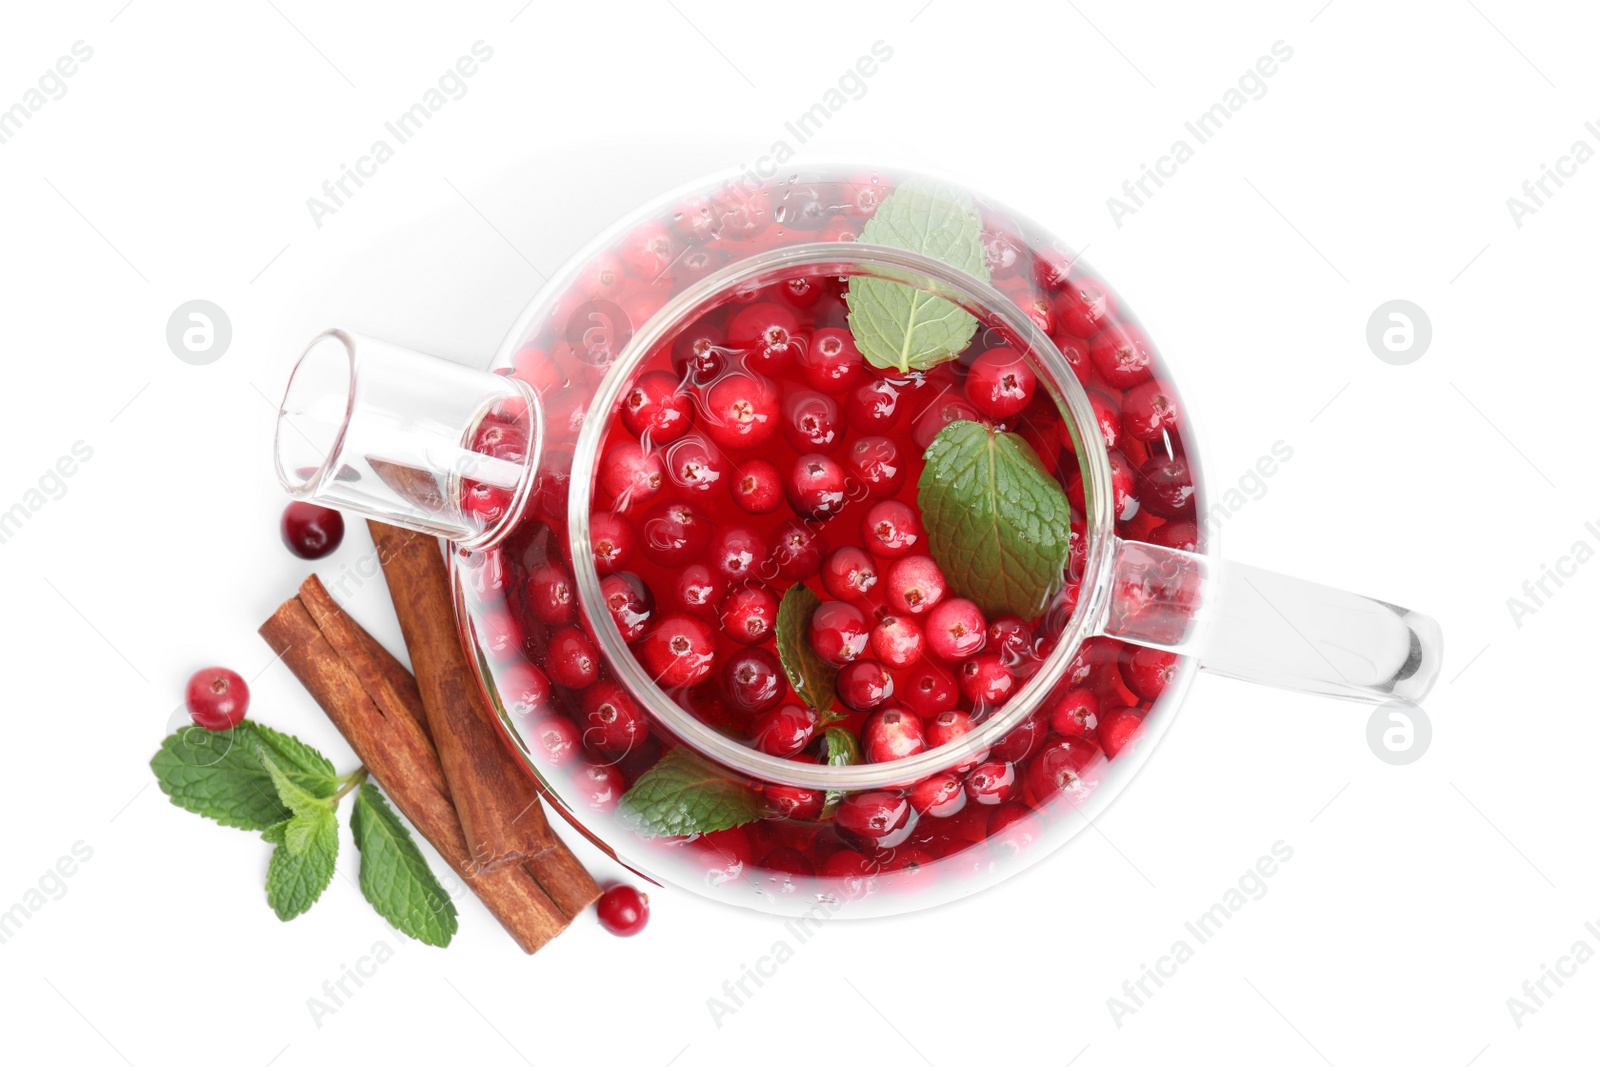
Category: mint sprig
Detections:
[
  {"x1": 150, "y1": 721, "x2": 455, "y2": 946},
  {"x1": 844, "y1": 180, "x2": 990, "y2": 373},
  {"x1": 918, "y1": 419, "x2": 1075, "y2": 617},
  {"x1": 617, "y1": 748, "x2": 763, "y2": 838},
  {"x1": 774, "y1": 584, "x2": 839, "y2": 718},
  {"x1": 820, "y1": 726, "x2": 863, "y2": 818}
]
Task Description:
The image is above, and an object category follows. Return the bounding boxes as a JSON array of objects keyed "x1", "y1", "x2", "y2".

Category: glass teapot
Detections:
[{"x1": 273, "y1": 165, "x2": 1440, "y2": 917}]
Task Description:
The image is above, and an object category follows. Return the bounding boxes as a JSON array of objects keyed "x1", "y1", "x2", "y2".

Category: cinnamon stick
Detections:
[
  {"x1": 260, "y1": 583, "x2": 599, "y2": 953},
  {"x1": 366, "y1": 521, "x2": 555, "y2": 875}
]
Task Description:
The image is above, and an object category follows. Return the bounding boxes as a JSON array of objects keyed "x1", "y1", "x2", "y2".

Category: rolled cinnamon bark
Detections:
[
  {"x1": 260, "y1": 582, "x2": 599, "y2": 953},
  {"x1": 366, "y1": 521, "x2": 556, "y2": 875}
]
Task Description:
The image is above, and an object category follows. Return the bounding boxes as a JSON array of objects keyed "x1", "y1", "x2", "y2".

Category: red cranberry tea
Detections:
[{"x1": 455, "y1": 170, "x2": 1201, "y2": 909}]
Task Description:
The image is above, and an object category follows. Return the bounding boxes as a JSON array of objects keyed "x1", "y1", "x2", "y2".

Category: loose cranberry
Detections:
[
  {"x1": 964, "y1": 760, "x2": 1017, "y2": 805},
  {"x1": 844, "y1": 378, "x2": 904, "y2": 434},
  {"x1": 578, "y1": 762, "x2": 625, "y2": 813},
  {"x1": 663, "y1": 434, "x2": 727, "y2": 495},
  {"x1": 589, "y1": 511, "x2": 635, "y2": 575},
  {"x1": 837, "y1": 659, "x2": 894, "y2": 712},
  {"x1": 780, "y1": 276, "x2": 823, "y2": 308},
  {"x1": 1123, "y1": 647, "x2": 1179, "y2": 701},
  {"x1": 835, "y1": 791, "x2": 912, "y2": 838},
  {"x1": 751, "y1": 703, "x2": 818, "y2": 756},
  {"x1": 1137, "y1": 454, "x2": 1196, "y2": 518},
  {"x1": 670, "y1": 325, "x2": 727, "y2": 384},
  {"x1": 862, "y1": 706, "x2": 926, "y2": 763},
  {"x1": 861, "y1": 500, "x2": 923, "y2": 559},
  {"x1": 786, "y1": 454, "x2": 849, "y2": 519},
  {"x1": 798, "y1": 327, "x2": 864, "y2": 393},
  {"x1": 185, "y1": 667, "x2": 250, "y2": 730},
  {"x1": 1049, "y1": 687, "x2": 1100, "y2": 738},
  {"x1": 958, "y1": 654, "x2": 1015, "y2": 708},
  {"x1": 1149, "y1": 520, "x2": 1200, "y2": 553},
  {"x1": 546, "y1": 626, "x2": 600, "y2": 690},
  {"x1": 703, "y1": 372, "x2": 780, "y2": 451},
  {"x1": 528, "y1": 716, "x2": 580, "y2": 767},
  {"x1": 781, "y1": 391, "x2": 844, "y2": 453},
  {"x1": 1121, "y1": 379, "x2": 1181, "y2": 442},
  {"x1": 672, "y1": 563, "x2": 725, "y2": 616},
  {"x1": 596, "y1": 885, "x2": 650, "y2": 937},
  {"x1": 498, "y1": 661, "x2": 552, "y2": 717},
  {"x1": 924, "y1": 598, "x2": 987, "y2": 661},
  {"x1": 639, "y1": 498, "x2": 711, "y2": 567},
  {"x1": 765, "y1": 783, "x2": 825, "y2": 820},
  {"x1": 808, "y1": 601, "x2": 870, "y2": 666},
  {"x1": 821, "y1": 546, "x2": 879, "y2": 602},
  {"x1": 986, "y1": 615, "x2": 1035, "y2": 664},
  {"x1": 727, "y1": 302, "x2": 800, "y2": 375},
  {"x1": 1025, "y1": 736, "x2": 1102, "y2": 803},
  {"x1": 901, "y1": 661, "x2": 959, "y2": 717},
  {"x1": 844, "y1": 435, "x2": 905, "y2": 498},
  {"x1": 719, "y1": 583, "x2": 779, "y2": 645},
  {"x1": 1090, "y1": 323, "x2": 1155, "y2": 388},
  {"x1": 708, "y1": 525, "x2": 768, "y2": 582},
  {"x1": 1098, "y1": 706, "x2": 1147, "y2": 758},
  {"x1": 908, "y1": 773, "x2": 967, "y2": 817},
  {"x1": 910, "y1": 393, "x2": 982, "y2": 452},
  {"x1": 721, "y1": 646, "x2": 786, "y2": 716},
  {"x1": 580, "y1": 681, "x2": 649, "y2": 756},
  {"x1": 280, "y1": 502, "x2": 344, "y2": 559},
  {"x1": 769, "y1": 519, "x2": 827, "y2": 581},
  {"x1": 964, "y1": 347, "x2": 1037, "y2": 418},
  {"x1": 636, "y1": 614, "x2": 716, "y2": 687},
  {"x1": 600, "y1": 572, "x2": 653, "y2": 642},
  {"x1": 730, "y1": 458, "x2": 784, "y2": 514},
  {"x1": 870, "y1": 614, "x2": 924, "y2": 670},
  {"x1": 598, "y1": 441, "x2": 666, "y2": 506},
  {"x1": 989, "y1": 710, "x2": 1047, "y2": 764},
  {"x1": 621, "y1": 370, "x2": 695, "y2": 443},
  {"x1": 1052, "y1": 275, "x2": 1114, "y2": 338},
  {"x1": 885, "y1": 555, "x2": 947, "y2": 616},
  {"x1": 525, "y1": 561, "x2": 576, "y2": 625}
]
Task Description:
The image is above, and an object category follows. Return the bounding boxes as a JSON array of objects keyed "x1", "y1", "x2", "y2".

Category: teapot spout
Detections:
[{"x1": 273, "y1": 330, "x2": 540, "y2": 549}]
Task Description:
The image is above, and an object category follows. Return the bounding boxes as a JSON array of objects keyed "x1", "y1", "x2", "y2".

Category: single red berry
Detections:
[
  {"x1": 719, "y1": 583, "x2": 779, "y2": 646},
  {"x1": 989, "y1": 709, "x2": 1047, "y2": 764},
  {"x1": 727, "y1": 301, "x2": 801, "y2": 375},
  {"x1": 547, "y1": 626, "x2": 601, "y2": 690},
  {"x1": 908, "y1": 773, "x2": 967, "y2": 817},
  {"x1": 963, "y1": 759, "x2": 1018, "y2": 806},
  {"x1": 578, "y1": 762, "x2": 625, "y2": 813},
  {"x1": 1121, "y1": 379, "x2": 1181, "y2": 442},
  {"x1": 1123, "y1": 647, "x2": 1180, "y2": 701},
  {"x1": 281, "y1": 502, "x2": 344, "y2": 559},
  {"x1": 751, "y1": 703, "x2": 819, "y2": 756},
  {"x1": 779, "y1": 276, "x2": 823, "y2": 308},
  {"x1": 862, "y1": 706, "x2": 926, "y2": 763},
  {"x1": 765, "y1": 783, "x2": 825, "y2": 820},
  {"x1": 1056, "y1": 334, "x2": 1092, "y2": 386},
  {"x1": 870, "y1": 614, "x2": 924, "y2": 670},
  {"x1": 528, "y1": 716, "x2": 581, "y2": 767},
  {"x1": 958, "y1": 653, "x2": 1016, "y2": 709},
  {"x1": 844, "y1": 435, "x2": 906, "y2": 498},
  {"x1": 861, "y1": 500, "x2": 923, "y2": 559},
  {"x1": 1137, "y1": 454, "x2": 1196, "y2": 518},
  {"x1": 636, "y1": 614, "x2": 717, "y2": 687},
  {"x1": 1025, "y1": 736, "x2": 1102, "y2": 803},
  {"x1": 769, "y1": 519, "x2": 827, "y2": 582},
  {"x1": 185, "y1": 667, "x2": 250, "y2": 730},
  {"x1": 781, "y1": 391, "x2": 844, "y2": 454},
  {"x1": 589, "y1": 510, "x2": 636, "y2": 575},
  {"x1": 1052, "y1": 275, "x2": 1114, "y2": 338},
  {"x1": 786, "y1": 454, "x2": 849, "y2": 519},
  {"x1": 462, "y1": 480, "x2": 512, "y2": 526},
  {"x1": 730, "y1": 458, "x2": 784, "y2": 514},
  {"x1": 663, "y1": 434, "x2": 727, "y2": 495},
  {"x1": 986, "y1": 615, "x2": 1035, "y2": 664},
  {"x1": 925, "y1": 709, "x2": 978, "y2": 750},
  {"x1": 900, "y1": 661, "x2": 959, "y2": 717},
  {"x1": 1049, "y1": 687, "x2": 1101, "y2": 738},
  {"x1": 988, "y1": 802, "x2": 1042, "y2": 856},
  {"x1": 599, "y1": 572, "x2": 653, "y2": 642},
  {"x1": 672, "y1": 563, "x2": 725, "y2": 616},
  {"x1": 1089, "y1": 323, "x2": 1155, "y2": 388},
  {"x1": 721, "y1": 646, "x2": 786, "y2": 716},
  {"x1": 837, "y1": 659, "x2": 894, "y2": 712},
  {"x1": 703, "y1": 372, "x2": 780, "y2": 451},
  {"x1": 598, "y1": 441, "x2": 666, "y2": 506},
  {"x1": 577, "y1": 252, "x2": 625, "y2": 300},
  {"x1": 924, "y1": 598, "x2": 987, "y2": 660},
  {"x1": 821, "y1": 546, "x2": 879, "y2": 602},
  {"x1": 476, "y1": 608, "x2": 521, "y2": 659},
  {"x1": 596, "y1": 885, "x2": 650, "y2": 936},
  {"x1": 1067, "y1": 449, "x2": 1140, "y2": 522},
  {"x1": 911, "y1": 394, "x2": 982, "y2": 452},
  {"x1": 1098, "y1": 706, "x2": 1147, "y2": 758},
  {"x1": 471, "y1": 415, "x2": 529, "y2": 462},
  {"x1": 620, "y1": 370, "x2": 694, "y2": 443},
  {"x1": 580, "y1": 681, "x2": 649, "y2": 757},
  {"x1": 1148, "y1": 520, "x2": 1200, "y2": 553},
  {"x1": 618, "y1": 220, "x2": 675, "y2": 279},
  {"x1": 639, "y1": 498, "x2": 711, "y2": 567},
  {"x1": 670, "y1": 324, "x2": 727, "y2": 384},
  {"x1": 525, "y1": 562, "x2": 576, "y2": 625},
  {"x1": 708, "y1": 525, "x2": 768, "y2": 582},
  {"x1": 885, "y1": 555, "x2": 947, "y2": 616},
  {"x1": 798, "y1": 327, "x2": 864, "y2": 393},
  {"x1": 498, "y1": 661, "x2": 552, "y2": 717},
  {"x1": 835, "y1": 791, "x2": 912, "y2": 839},
  {"x1": 964, "y1": 347, "x2": 1037, "y2": 418},
  {"x1": 844, "y1": 378, "x2": 904, "y2": 434},
  {"x1": 808, "y1": 601, "x2": 870, "y2": 666},
  {"x1": 1010, "y1": 288, "x2": 1054, "y2": 335}
]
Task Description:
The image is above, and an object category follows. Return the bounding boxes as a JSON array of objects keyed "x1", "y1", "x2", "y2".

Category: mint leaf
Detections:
[
  {"x1": 918, "y1": 420, "x2": 1074, "y2": 617},
  {"x1": 351, "y1": 784, "x2": 458, "y2": 947},
  {"x1": 150, "y1": 722, "x2": 336, "y2": 831},
  {"x1": 821, "y1": 726, "x2": 863, "y2": 817},
  {"x1": 259, "y1": 752, "x2": 335, "y2": 855},
  {"x1": 265, "y1": 807, "x2": 338, "y2": 920},
  {"x1": 844, "y1": 180, "x2": 990, "y2": 372},
  {"x1": 775, "y1": 584, "x2": 838, "y2": 716},
  {"x1": 618, "y1": 748, "x2": 764, "y2": 838}
]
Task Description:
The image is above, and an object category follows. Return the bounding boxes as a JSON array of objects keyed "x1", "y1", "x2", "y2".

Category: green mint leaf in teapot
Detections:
[
  {"x1": 617, "y1": 748, "x2": 764, "y2": 838},
  {"x1": 774, "y1": 583, "x2": 840, "y2": 718}
]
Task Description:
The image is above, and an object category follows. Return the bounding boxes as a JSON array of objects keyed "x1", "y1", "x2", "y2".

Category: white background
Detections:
[{"x1": 0, "y1": 1, "x2": 1594, "y2": 1064}]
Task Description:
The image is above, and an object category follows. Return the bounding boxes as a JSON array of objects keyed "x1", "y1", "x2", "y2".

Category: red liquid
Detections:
[{"x1": 457, "y1": 170, "x2": 1201, "y2": 908}]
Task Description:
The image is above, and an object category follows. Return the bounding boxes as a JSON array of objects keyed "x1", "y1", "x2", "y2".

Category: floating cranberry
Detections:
[
  {"x1": 719, "y1": 583, "x2": 779, "y2": 646},
  {"x1": 835, "y1": 791, "x2": 911, "y2": 839},
  {"x1": 727, "y1": 301, "x2": 801, "y2": 375},
  {"x1": 599, "y1": 572, "x2": 653, "y2": 642},
  {"x1": 1025, "y1": 736, "x2": 1102, "y2": 803},
  {"x1": 708, "y1": 525, "x2": 768, "y2": 582},
  {"x1": 1137, "y1": 454, "x2": 1196, "y2": 518},
  {"x1": 844, "y1": 435, "x2": 905, "y2": 498},
  {"x1": 598, "y1": 441, "x2": 665, "y2": 506},
  {"x1": 1121, "y1": 379, "x2": 1181, "y2": 442},
  {"x1": 672, "y1": 563, "x2": 725, "y2": 616},
  {"x1": 589, "y1": 511, "x2": 635, "y2": 575},
  {"x1": 885, "y1": 555, "x2": 947, "y2": 616},
  {"x1": 1098, "y1": 706, "x2": 1147, "y2": 758},
  {"x1": 663, "y1": 434, "x2": 727, "y2": 494},
  {"x1": 862, "y1": 706, "x2": 926, "y2": 763},
  {"x1": 525, "y1": 562, "x2": 576, "y2": 626},
  {"x1": 769, "y1": 519, "x2": 827, "y2": 581},
  {"x1": 730, "y1": 458, "x2": 784, "y2": 514},
  {"x1": 498, "y1": 661, "x2": 552, "y2": 717},
  {"x1": 765, "y1": 783, "x2": 825, "y2": 820},
  {"x1": 821, "y1": 546, "x2": 879, "y2": 602},
  {"x1": 1122, "y1": 647, "x2": 1179, "y2": 701},
  {"x1": 909, "y1": 773, "x2": 967, "y2": 817},
  {"x1": 704, "y1": 372, "x2": 780, "y2": 451},
  {"x1": 751, "y1": 703, "x2": 819, "y2": 757},
  {"x1": 1049, "y1": 687, "x2": 1100, "y2": 739},
  {"x1": 837, "y1": 659, "x2": 894, "y2": 712},
  {"x1": 639, "y1": 498, "x2": 711, "y2": 567},
  {"x1": 964, "y1": 760, "x2": 1018, "y2": 805},
  {"x1": 901, "y1": 661, "x2": 959, "y2": 717},
  {"x1": 578, "y1": 762, "x2": 625, "y2": 813},
  {"x1": 1089, "y1": 323, "x2": 1154, "y2": 388},
  {"x1": 798, "y1": 327, "x2": 864, "y2": 393},
  {"x1": 924, "y1": 598, "x2": 987, "y2": 661},
  {"x1": 528, "y1": 716, "x2": 580, "y2": 767},
  {"x1": 185, "y1": 667, "x2": 250, "y2": 731},
  {"x1": 622, "y1": 370, "x2": 695, "y2": 444},
  {"x1": 787, "y1": 454, "x2": 849, "y2": 519},
  {"x1": 808, "y1": 601, "x2": 870, "y2": 666},
  {"x1": 965, "y1": 348, "x2": 1036, "y2": 418},
  {"x1": 870, "y1": 614, "x2": 924, "y2": 670},
  {"x1": 781, "y1": 391, "x2": 844, "y2": 453},
  {"x1": 844, "y1": 378, "x2": 904, "y2": 434},
  {"x1": 580, "y1": 681, "x2": 649, "y2": 757},
  {"x1": 861, "y1": 500, "x2": 922, "y2": 559},
  {"x1": 636, "y1": 615, "x2": 716, "y2": 687},
  {"x1": 547, "y1": 626, "x2": 600, "y2": 690},
  {"x1": 721, "y1": 647, "x2": 786, "y2": 716}
]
